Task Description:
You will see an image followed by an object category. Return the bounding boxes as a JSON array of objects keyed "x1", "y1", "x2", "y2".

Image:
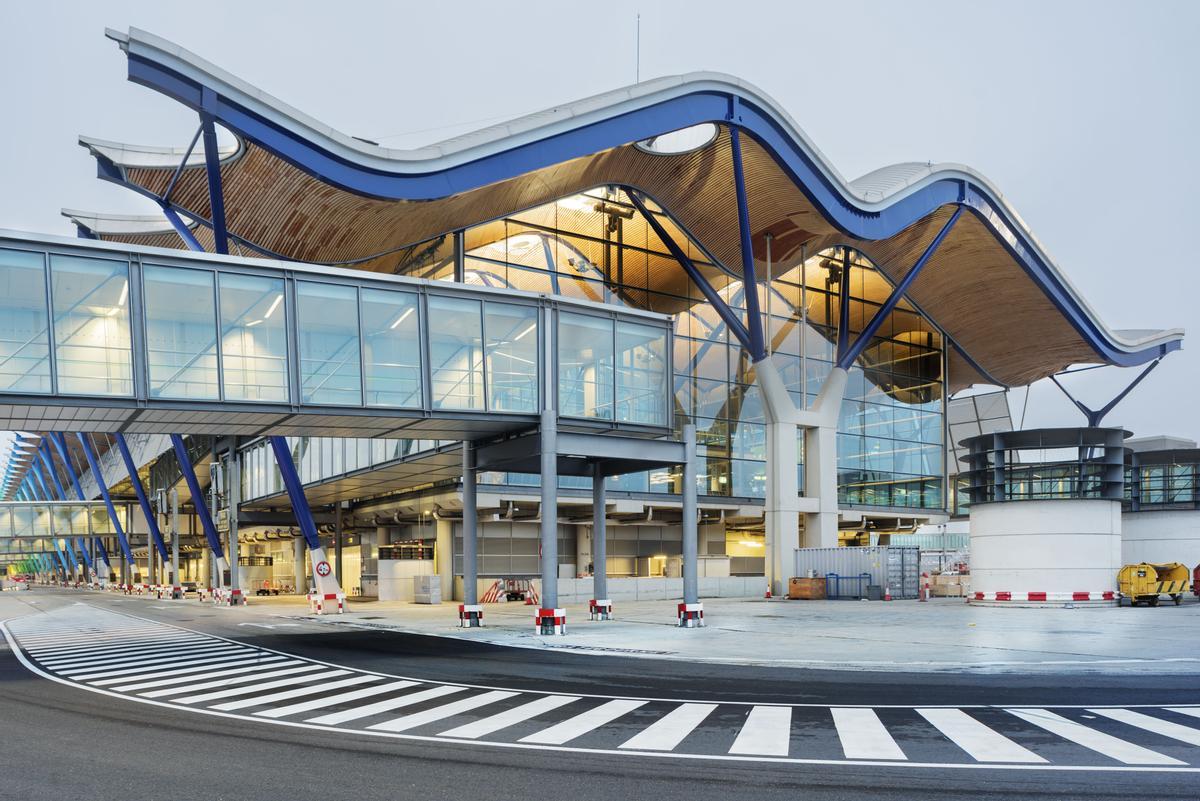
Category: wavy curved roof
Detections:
[{"x1": 66, "y1": 27, "x2": 1181, "y2": 392}]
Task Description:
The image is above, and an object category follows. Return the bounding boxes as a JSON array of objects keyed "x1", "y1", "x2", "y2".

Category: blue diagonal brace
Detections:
[
  {"x1": 729, "y1": 126, "x2": 767, "y2": 362},
  {"x1": 170, "y1": 434, "x2": 226, "y2": 563},
  {"x1": 625, "y1": 190, "x2": 755, "y2": 355},
  {"x1": 76, "y1": 434, "x2": 136, "y2": 567},
  {"x1": 37, "y1": 444, "x2": 66, "y2": 499},
  {"x1": 837, "y1": 205, "x2": 964, "y2": 369},
  {"x1": 199, "y1": 92, "x2": 230, "y2": 255},
  {"x1": 113, "y1": 433, "x2": 169, "y2": 562},
  {"x1": 162, "y1": 205, "x2": 206, "y2": 252},
  {"x1": 50, "y1": 433, "x2": 85, "y2": 500},
  {"x1": 268, "y1": 436, "x2": 322, "y2": 552},
  {"x1": 30, "y1": 463, "x2": 51, "y2": 502}
]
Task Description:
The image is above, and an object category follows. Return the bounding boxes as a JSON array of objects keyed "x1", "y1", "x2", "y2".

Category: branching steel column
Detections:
[
  {"x1": 49, "y1": 433, "x2": 84, "y2": 500},
  {"x1": 836, "y1": 205, "x2": 964, "y2": 370},
  {"x1": 111, "y1": 434, "x2": 168, "y2": 563},
  {"x1": 729, "y1": 126, "x2": 766, "y2": 362},
  {"x1": 170, "y1": 434, "x2": 228, "y2": 570},
  {"x1": 37, "y1": 444, "x2": 66, "y2": 499},
  {"x1": 75, "y1": 434, "x2": 135, "y2": 568},
  {"x1": 161, "y1": 205, "x2": 205, "y2": 252}
]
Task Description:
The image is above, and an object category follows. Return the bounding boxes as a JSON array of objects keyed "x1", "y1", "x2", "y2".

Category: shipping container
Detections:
[{"x1": 793, "y1": 546, "x2": 921, "y2": 599}]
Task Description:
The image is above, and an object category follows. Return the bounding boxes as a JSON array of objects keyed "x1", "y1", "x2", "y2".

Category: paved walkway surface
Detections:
[{"x1": 224, "y1": 592, "x2": 1200, "y2": 675}]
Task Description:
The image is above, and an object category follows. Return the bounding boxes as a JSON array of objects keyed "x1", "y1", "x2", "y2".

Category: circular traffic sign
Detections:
[{"x1": 315, "y1": 560, "x2": 332, "y2": 577}]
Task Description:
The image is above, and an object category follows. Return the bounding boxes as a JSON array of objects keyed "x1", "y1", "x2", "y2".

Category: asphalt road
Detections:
[{"x1": 2, "y1": 589, "x2": 1198, "y2": 801}]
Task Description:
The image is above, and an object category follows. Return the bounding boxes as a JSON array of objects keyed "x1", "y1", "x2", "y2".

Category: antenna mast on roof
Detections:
[{"x1": 636, "y1": 13, "x2": 641, "y2": 83}]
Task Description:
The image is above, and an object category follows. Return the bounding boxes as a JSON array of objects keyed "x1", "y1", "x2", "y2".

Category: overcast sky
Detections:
[{"x1": 2, "y1": 0, "x2": 1197, "y2": 441}]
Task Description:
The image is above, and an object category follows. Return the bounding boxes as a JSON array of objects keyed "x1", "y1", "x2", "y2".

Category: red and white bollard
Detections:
[
  {"x1": 920, "y1": 572, "x2": 930, "y2": 602},
  {"x1": 884, "y1": 585, "x2": 893, "y2": 602},
  {"x1": 308, "y1": 591, "x2": 345, "y2": 615},
  {"x1": 458, "y1": 603, "x2": 483, "y2": 627},
  {"x1": 589, "y1": 599, "x2": 613, "y2": 620},
  {"x1": 535, "y1": 607, "x2": 566, "y2": 635},
  {"x1": 677, "y1": 602, "x2": 705, "y2": 628}
]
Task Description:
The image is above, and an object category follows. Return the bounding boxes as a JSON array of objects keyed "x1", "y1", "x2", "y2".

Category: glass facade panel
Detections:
[
  {"x1": 219, "y1": 274, "x2": 288, "y2": 402},
  {"x1": 0, "y1": 248, "x2": 51, "y2": 393},
  {"x1": 143, "y1": 265, "x2": 219, "y2": 399},
  {"x1": 50, "y1": 254, "x2": 132, "y2": 396},
  {"x1": 558, "y1": 313, "x2": 613, "y2": 419},
  {"x1": 361, "y1": 288, "x2": 421, "y2": 407},
  {"x1": 484, "y1": 302, "x2": 537, "y2": 412},
  {"x1": 297, "y1": 281, "x2": 362, "y2": 406},
  {"x1": 428, "y1": 295, "x2": 483, "y2": 409},
  {"x1": 615, "y1": 320, "x2": 667, "y2": 425}
]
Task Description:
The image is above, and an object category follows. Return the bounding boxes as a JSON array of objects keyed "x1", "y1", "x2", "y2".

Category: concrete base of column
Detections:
[
  {"x1": 677, "y1": 602, "x2": 705, "y2": 628},
  {"x1": 458, "y1": 603, "x2": 483, "y2": 627},
  {"x1": 588, "y1": 599, "x2": 613, "y2": 620},
  {"x1": 535, "y1": 607, "x2": 566, "y2": 635}
]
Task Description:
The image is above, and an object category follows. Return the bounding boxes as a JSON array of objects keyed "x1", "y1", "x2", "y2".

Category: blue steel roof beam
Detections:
[
  {"x1": 105, "y1": 34, "x2": 1176, "y2": 371},
  {"x1": 199, "y1": 89, "x2": 229, "y2": 255},
  {"x1": 728, "y1": 123, "x2": 766, "y2": 363},
  {"x1": 837, "y1": 206, "x2": 964, "y2": 370},
  {"x1": 169, "y1": 434, "x2": 226, "y2": 565},
  {"x1": 112, "y1": 432, "x2": 168, "y2": 563},
  {"x1": 625, "y1": 189, "x2": 755, "y2": 356},
  {"x1": 63, "y1": 434, "x2": 123, "y2": 568}
]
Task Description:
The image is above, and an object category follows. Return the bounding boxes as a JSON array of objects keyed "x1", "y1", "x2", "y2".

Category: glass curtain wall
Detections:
[{"x1": 453, "y1": 187, "x2": 944, "y2": 508}]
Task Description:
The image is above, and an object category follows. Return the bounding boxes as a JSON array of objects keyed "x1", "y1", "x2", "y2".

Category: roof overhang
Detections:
[{"x1": 67, "y1": 27, "x2": 1182, "y2": 391}]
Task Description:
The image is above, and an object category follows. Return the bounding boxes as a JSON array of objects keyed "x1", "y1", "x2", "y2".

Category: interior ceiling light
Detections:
[{"x1": 635, "y1": 122, "x2": 718, "y2": 155}]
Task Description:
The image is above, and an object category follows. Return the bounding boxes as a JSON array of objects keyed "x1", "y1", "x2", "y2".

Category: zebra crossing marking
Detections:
[{"x1": 3, "y1": 604, "x2": 1200, "y2": 773}]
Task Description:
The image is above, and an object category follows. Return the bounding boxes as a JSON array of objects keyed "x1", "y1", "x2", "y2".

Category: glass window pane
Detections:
[
  {"x1": 143, "y1": 265, "x2": 219, "y2": 399},
  {"x1": 219, "y1": 274, "x2": 288, "y2": 402},
  {"x1": 361, "y1": 288, "x2": 421, "y2": 407},
  {"x1": 485, "y1": 303, "x2": 538, "y2": 412},
  {"x1": 558, "y1": 313, "x2": 613, "y2": 419},
  {"x1": 428, "y1": 295, "x2": 483, "y2": 410},
  {"x1": 615, "y1": 321, "x2": 667, "y2": 425},
  {"x1": 0, "y1": 248, "x2": 51, "y2": 393},
  {"x1": 297, "y1": 281, "x2": 362, "y2": 406},
  {"x1": 50, "y1": 254, "x2": 132, "y2": 396}
]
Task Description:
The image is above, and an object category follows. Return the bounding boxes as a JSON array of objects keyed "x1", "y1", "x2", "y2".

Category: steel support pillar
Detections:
[
  {"x1": 678, "y1": 423, "x2": 703, "y2": 627},
  {"x1": 226, "y1": 452, "x2": 241, "y2": 601},
  {"x1": 334, "y1": 503, "x2": 344, "y2": 585},
  {"x1": 590, "y1": 464, "x2": 611, "y2": 620},
  {"x1": 460, "y1": 441, "x2": 481, "y2": 627},
  {"x1": 170, "y1": 489, "x2": 181, "y2": 598},
  {"x1": 536, "y1": 409, "x2": 562, "y2": 634},
  {"x1": 293, "y1": 535, "x2": 307, "y2": 594}
]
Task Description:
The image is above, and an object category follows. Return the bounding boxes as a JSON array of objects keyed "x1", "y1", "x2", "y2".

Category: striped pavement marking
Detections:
[
  {"x1": 1006, "y1": 709, "x2": 1186, "y2": 766},
  {"x1": 916, "y1": 708, "x2": 1045, "y2": 763},
  {"x1": 519, "y1": 699, "x2": 646, "y2": 745},
  {"x1": 831, "y1": 708, "x2": 907, "y2": 760},
  {"x1": 4, "y1": 604, "x2": 1200, "y2": 772},
  {"x1": 729, "y1": 705, "x2": 791, "y2": 756}
]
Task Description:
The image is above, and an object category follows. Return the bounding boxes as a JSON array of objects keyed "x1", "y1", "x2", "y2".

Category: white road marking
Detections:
[
  {"x1": 916, "y1": 708, "x2": 1045, "y2": 763},
  {"x1": 520, "y1": 699, "x2": 647, "y2": 745},
  {"x1": 1166, "y1": 707, "x2": 1200, "y2": 722},
  {"x1": 79, "y1": 652, "x2": 276, "y2": 682},
  {"x1": 307, "y1": 685, "x2": 465, "y2": 726},
  {"x1": 1089, "y1": 708, "x2": 1200, "y2": 747},
  {"x1": 729, "y1": 706, "x2": 792, "y2": 756},
  {"x1": 212, "y1": 674, "x2": 380, "y2": 712},
  {"x1": 141, "y1": 664, "x2": 328, "y2": 699},
  {"x1": 111, "y1": 659, "x2": 302, "y2": 692},
  {"x1": 439, "y1": 694, "x2": 579, "y2": 740},
  {"x1": 620, "y1": 703, "x2": 716, "y2": 751},
  {"x1": 256, "y1": 680, "x2": 420, "y2": 719},
  {"x1": 172, "y1": 669, "x2": 351, "y2": 706},
  {"x1": 63, "y1": 647, "x2": 248, "y2": 676},
  {"x1": 369, "y1": 690, "x2": 517, "y2": 733},
  {"x1": 28, "y1": 635, "x2": 200, "y2": 656},
  {"x1": 831, "y1": 708, "x2": 907, "y2": 760},
  {"x1": 1006, "y1": 709, "x2": 1185, "y2": 765},
  {"x1": 43, "y1": 642, "x2": 237, "y2": 668}
]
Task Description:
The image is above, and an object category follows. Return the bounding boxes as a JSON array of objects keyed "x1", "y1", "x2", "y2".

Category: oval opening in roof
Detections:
[{"x1": 635, "y1": 123, "x2": 718, "y2": 155}]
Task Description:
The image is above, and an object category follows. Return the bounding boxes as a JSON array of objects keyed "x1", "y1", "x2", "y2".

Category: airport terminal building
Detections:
[{"x1": 0, "y1": 29, "x2": 1182, "y2": 615}]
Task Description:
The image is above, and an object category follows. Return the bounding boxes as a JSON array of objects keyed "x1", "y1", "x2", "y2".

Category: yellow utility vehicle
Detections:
[{"x1": 1117, "y1": 562, "x2": 1191, "y2": 607}]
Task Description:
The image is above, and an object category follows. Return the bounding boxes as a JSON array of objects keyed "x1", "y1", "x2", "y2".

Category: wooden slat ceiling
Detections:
[{"x1": 99, "y1": 124, "x2": 1103, "y2": 392}]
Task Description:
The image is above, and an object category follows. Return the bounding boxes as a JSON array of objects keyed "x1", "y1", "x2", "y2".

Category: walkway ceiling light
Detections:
[
  {"x1": 264, "y1": 293, "x2": 283, "y2": 319},
  {"x1": 388, "y1": 307, "x2": 414, "y2": 330}
]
